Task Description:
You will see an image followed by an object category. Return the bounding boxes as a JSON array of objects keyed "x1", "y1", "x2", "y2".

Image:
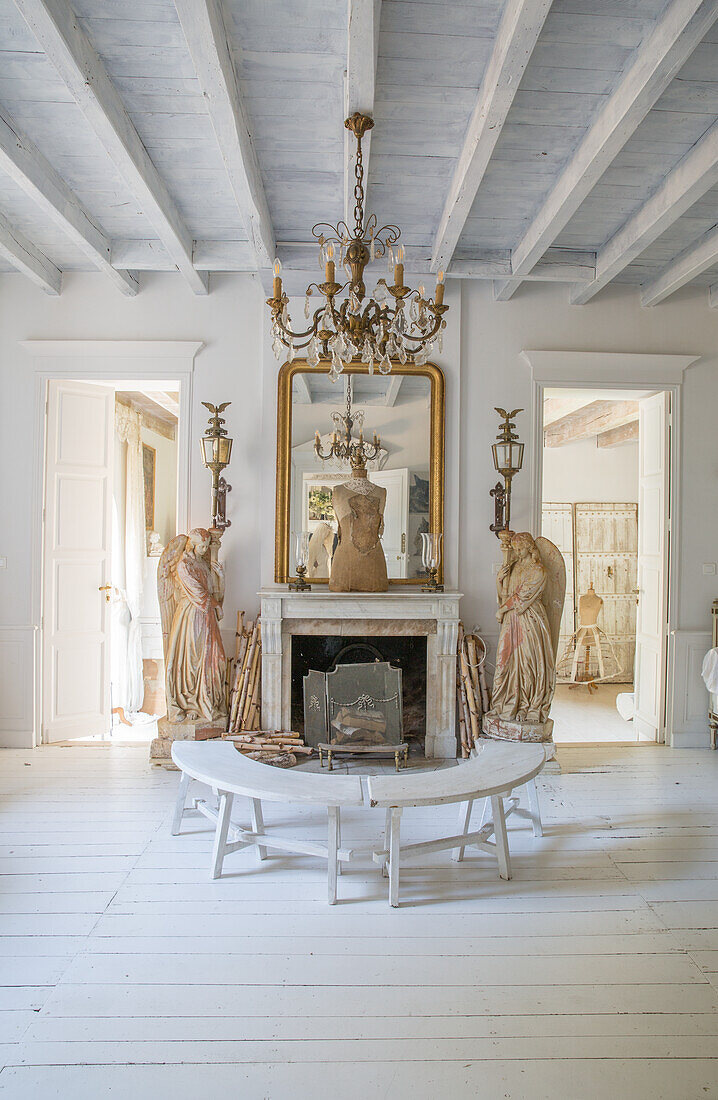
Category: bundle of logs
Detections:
[
  {"x1": 225, "y1": 612, "x2": 312, "y2": 767},
  {"x1": 456, "y1": 623, "x2": 490, "y2": 757},
  {"x1": 227, "y1": 613, "x2": 262, "y2": 733},
  {"x1": 225, "y1": 731, "x2": 312, "y2": 768}
]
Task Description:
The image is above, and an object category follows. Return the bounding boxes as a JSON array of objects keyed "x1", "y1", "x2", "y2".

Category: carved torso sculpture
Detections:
[
  {"x1": 329, "y1": 468, "x2": 388, "y2": 592},
  {"x1": 484, "y1": 531, "x2": 565, "y2": 747},
  {"x1": 158, "y1": 528, "x2": 227, "y2": 722}
]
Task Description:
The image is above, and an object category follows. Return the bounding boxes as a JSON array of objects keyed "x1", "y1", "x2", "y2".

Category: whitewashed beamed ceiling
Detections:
[{"x1": 1, "y1": 0, "x2": 718, "y2": 304}]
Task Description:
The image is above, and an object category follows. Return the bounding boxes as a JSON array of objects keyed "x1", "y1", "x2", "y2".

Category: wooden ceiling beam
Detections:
[
  {"x1": 344, "y1": 0, "x2": 381, "y2": 228},
  {"x1": 641, "y1": 223, "x2": 718, "y2": 305},
  {"x1": 0, "y1": 104, "x2": 137, "y2": 295},
  {"x1": 572, "y1": 118, "x2": 718, "y2": 304},
  {"x1": 13, "y1": 0, "x2": 208, "y2": 295},
  {"x1": 544, "y1": 400, "x2": 639, "y2": 448},
  {"x1": 111, "y1": 239, "x2": 595, "y2": 282},
  {"x1": 0, "y1": 209, "x2": 61, "y2": 294},
  {"x1": 596, "y1": 420, "x2": 639, "y2": 448},
  {"x1": 430, "y1": 0, "x2": 551, "y2": 274},
  {"x1": 139, "y1": 390, "x2": 180, "y2": 419},
  {"x1": 174, "y1": 0, "x2": 275, "y2": 271},
  {"x1": 493, "y1": 0, "x2": 718, "y2": 302}
]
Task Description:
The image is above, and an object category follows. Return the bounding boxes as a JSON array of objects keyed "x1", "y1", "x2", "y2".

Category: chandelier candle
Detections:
[{"x1": 266, "y1": 113, "x2": 450, "y2": 379}]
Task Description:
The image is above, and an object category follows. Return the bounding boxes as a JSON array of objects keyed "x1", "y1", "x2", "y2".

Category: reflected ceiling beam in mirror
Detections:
[
  {"x1": 293, "y1": 374, "x2": 313, "y2": 405},
  {"x1": 384, "y1": 376, "x2": 403, "y2": 407}
]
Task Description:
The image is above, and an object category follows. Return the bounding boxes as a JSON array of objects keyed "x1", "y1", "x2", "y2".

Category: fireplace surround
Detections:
[{"x1": 260, "y1": 589, "x2": 462, "y2": 759}]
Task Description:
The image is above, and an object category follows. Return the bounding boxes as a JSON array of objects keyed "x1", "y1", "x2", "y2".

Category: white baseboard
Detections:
[
  {"x1": 0, "y1": 626, "x2": 36, "y2": 748},
  {"x1": 668, "y1": 629, "x2": 712, "y2": 748}
]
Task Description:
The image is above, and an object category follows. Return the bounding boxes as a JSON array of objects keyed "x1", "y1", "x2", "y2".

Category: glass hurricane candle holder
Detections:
[
  {"x1": 421, "y1": 531, "x2": 443, "y2": 592},
  {"x1": 289, "y1": 531, "x2": 312, "y2": 591}
]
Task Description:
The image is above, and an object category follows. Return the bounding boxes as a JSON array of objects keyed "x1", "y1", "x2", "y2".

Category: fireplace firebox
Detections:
[{"x1": 291, "y1": 635, "x2": 427, "y2": 751}]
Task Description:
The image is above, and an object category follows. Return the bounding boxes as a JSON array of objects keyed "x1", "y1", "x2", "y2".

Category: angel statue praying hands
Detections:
[
  {"x1": 484, "y1": 530, "x2": 565, "y2": 744},
  {"x1": 158, "y1": 528, "x2": 227, "y2": 723}
]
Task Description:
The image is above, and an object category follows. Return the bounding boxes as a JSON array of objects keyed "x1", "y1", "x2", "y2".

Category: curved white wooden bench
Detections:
[
  {"x1": 171, "y1": 741, "x2": 363, "y2": 903},
  {"x1": 367, "y1": 742, "x2": 546, "y2": 906}
]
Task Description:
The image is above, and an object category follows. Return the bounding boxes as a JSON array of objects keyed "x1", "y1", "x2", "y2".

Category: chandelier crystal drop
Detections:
[{"x1": 266, "y1": 113, "x2": 449, "y2": 379}]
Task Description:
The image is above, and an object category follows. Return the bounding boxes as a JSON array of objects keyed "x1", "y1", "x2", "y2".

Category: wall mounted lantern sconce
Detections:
[
  {"x1": 490, "y1": 407, "x2": 524, "y2": 535},
  {"x1": 200, "y1": 401, "x2": 233, "y2": 531}
]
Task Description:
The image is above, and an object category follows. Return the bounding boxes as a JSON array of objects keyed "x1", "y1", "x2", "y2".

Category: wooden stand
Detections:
[{"x1": 318, "y1": 742, "x2": 408, "y2": 771}]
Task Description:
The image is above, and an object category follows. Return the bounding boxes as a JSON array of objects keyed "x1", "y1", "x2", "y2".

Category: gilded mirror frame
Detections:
[{"x1": 275, "y1": 359, "x2": 445, "y2": 585}]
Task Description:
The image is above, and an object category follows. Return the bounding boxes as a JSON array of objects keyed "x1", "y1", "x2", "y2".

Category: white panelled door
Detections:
[
  {"x1": 634, "y1": 391, "x2": 670, "y2": 742},
  {"x1": 374, "y1": 467, "x2": 409, "y2": 579},
  {"x1": 43, "y1": 381, "x2": 114, "y2": 741}
]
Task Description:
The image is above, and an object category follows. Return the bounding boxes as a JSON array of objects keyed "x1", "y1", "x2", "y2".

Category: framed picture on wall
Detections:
[{"x1": 142, "y1": 443, "x2": 156, "y2": 531}]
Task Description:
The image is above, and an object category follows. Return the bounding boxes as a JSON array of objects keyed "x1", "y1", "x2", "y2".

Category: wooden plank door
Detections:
[
  {"x1": 541, "y1": 503, "x2": 575, "y2": 667},
  {"x1": 42, "y1": 380, "x2": 114, "y2": 741},
  {"x1": 574, "y1": 502, "x2": 638, "y2": 683},
  {"x1": 634, "y1": 392, "x2": 670, "y2": 741}
]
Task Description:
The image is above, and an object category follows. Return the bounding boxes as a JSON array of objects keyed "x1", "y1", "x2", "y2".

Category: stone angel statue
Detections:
[
  {"x1": 484, "y1": 531, "x2": 566, "y2": 743},
  {"x1": 158, "y1": 528, "x2": 227, "y2": 724}
]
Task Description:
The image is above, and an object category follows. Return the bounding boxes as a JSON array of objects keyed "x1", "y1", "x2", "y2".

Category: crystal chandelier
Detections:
[
  {"x1": 314, "y1": 376, "x2": 381, "y2": 470},
  {"x1": 267, "y1": 112, "x2": 449, "y2": 380}
]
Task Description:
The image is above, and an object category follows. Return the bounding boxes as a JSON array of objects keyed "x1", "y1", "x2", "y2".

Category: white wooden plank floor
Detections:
[{"x1": 1, "y1": 744, "x2": 718, "y2": 1099}]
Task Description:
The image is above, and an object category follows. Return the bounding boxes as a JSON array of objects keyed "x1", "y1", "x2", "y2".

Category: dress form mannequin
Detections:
[
  {"x1": 578, "y1": 583, "x2": 603, "y2": 627},
  {"x1": 329, "y1": 464, "x2": 388, "y2": 592},
  {"x1": 557, "y1": 580, "x2": 621, "y2": 689}
]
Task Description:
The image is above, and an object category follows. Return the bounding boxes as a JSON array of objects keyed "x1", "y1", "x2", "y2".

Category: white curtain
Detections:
[{"x1": 113, "y1": 403, "x2": 145, "y2": 714}]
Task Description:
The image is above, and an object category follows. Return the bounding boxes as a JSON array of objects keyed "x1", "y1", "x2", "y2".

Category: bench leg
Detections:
[
  {"x1": 210, "y1": 791, "x2": 234, "y2": 880},
  {"x1": 525, "y1": 777, "x2": 543, "y2": 838},
  {"x1": 251, "y1": 798, "x2": 268, "y2": 860},
  {"x1": 327, "y1": 806, "x2": 340, "y2": 905},
  {"x1": 480, "y1": 797, "x2": 492, "y2": 829},
  {"x1": 388, "y1": 806, "x2": 402, "y2": 908},
  {"x1": 171, "y1": 771, "x2": 190, "y2": 835},
  {"x1": 452, "y1": 800, "x2": 474, "y2": 862},
  {"x1": 490, "y1": 795, "x2": 512, "y2": 881}
]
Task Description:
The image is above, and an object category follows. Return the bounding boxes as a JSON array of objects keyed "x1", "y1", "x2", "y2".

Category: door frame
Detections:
[
  {"x1": 522, "y1": 349, "x2": 700, "y2": 746},
  {"x1": 25, "y1": 340, "x2": 202, "y2": 746}
]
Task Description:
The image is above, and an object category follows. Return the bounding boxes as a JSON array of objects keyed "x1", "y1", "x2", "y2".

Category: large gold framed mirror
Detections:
[{"x1": 275, "y1": 360, "x2": 445, "y2": 586}]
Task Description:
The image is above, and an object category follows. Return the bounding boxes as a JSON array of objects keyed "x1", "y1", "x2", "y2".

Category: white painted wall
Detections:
[
  {"x1": 542, "y1": 436, "x2": 639, "y2": 503},
  {"x1": 1, "y1": 271, "x2": 717, "y2": 747}
]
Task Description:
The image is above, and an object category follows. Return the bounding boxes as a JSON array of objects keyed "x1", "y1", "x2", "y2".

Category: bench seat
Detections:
[
  {"x1": 171, "y1": 741, "x2": 363, "y2": 903},
  {"x1": 367, "y1": 742, "x2": 546, "y2": 906}
]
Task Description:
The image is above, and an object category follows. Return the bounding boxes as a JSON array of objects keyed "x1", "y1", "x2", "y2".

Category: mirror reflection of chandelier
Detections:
[
  {"x1": 267, "y1": 112, "x2": 449, "y2": 381},
  {"x1": 314, "y1": 376, "x2": 381, "y2": 471}
]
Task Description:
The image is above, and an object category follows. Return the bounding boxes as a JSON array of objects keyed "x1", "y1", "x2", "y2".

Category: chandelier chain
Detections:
[{"x1": 353, "y1": 138, "x2": 364, "y2": 238}]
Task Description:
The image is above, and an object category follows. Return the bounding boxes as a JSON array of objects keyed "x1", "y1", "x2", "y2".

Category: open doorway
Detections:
[
  {"x1": 540, "y1": 388, "x2": 671, "y2": 745},
  {"x1": 41, "y1": 379, "x2": 180, "y2": 744}
]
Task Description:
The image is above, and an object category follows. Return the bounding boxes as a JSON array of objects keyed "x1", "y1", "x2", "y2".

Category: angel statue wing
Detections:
[
  {"x1": 536, "y1": 535, "x2": 567, "y2": 658},
  {"x1": 157, "y1": 534, "x2": 188, "y2": 656}
]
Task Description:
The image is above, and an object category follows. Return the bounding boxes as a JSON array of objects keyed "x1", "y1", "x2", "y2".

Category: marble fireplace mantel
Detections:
[{"x1": 259, "y1": 588, "x2": 462, "y2": 759}]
